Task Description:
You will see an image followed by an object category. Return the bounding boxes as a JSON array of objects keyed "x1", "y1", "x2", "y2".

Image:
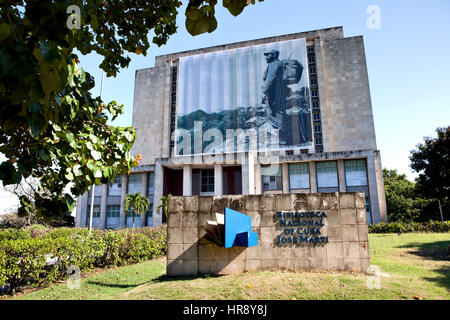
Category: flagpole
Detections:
[{"x1": 89, "y1": 70, "x2": 105, "y2": 235}]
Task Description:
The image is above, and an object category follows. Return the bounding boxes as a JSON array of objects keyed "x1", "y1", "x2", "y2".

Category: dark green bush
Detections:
[
  {"x1": 369, "y1": 221, "x2": 450, "y2": 233},
  {"x1": 0, "y1": 225, "x2": 167, "y2": 294},
  {"x1": 0, "y1": 238, "x2": 50, "y2": 292}
]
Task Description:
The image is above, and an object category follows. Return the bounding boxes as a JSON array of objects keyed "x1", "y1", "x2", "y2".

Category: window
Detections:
[
  {"x1": 128, "y1": 173, "x2": 142, "y2": 194},
  {"x1": 262, "y1": 164, "x2": 282, "y2": 191},
  {"x1": 311, "y1": 89, "x2": 318, "y2": 98},
  {"x1": 313, "y1": 113, "x2": 321, "y2": 121},
  {"x1": 314, "y1": 125, "x2": 321, "y2": 133},
  {"x1": 310, "y1": 77, "x2": 317, "y2": 86},
  {"x1": 307, "y1": 47, "x2": 315, "y2": 53},
  {"x1": 106, "y1": 205, "x2": 120, "y2": 217},
  {"x1": 147, "y1": 202, "x2": 153, "y2": 217},
  {"x1": 344, "y1": 159, "x2": 368, "y2": 186},
  {"x1": 86, "y1": 205, "x2": 100, "y2": 218},
  {"x1": 312, "y1": 101, "x2": 320, "y2": 109},
  {"x1": 201, "y1": 169, "x2": 214, "y2": 194},
  {"x1": 300, "y1": 149, "x2": 309, "y2": 155},
  {"x1": 289, "y1": 163, "x2": 310, "y2": 189},
  {"x1": 148, "y1": 172, "x2": 155, "y2": 195},
  {"x1": 366, "y1": 196, "x2": 371, "y2": 214},
  {"x1": 315, "y1": 137, "x2": 323, "y2": 145},
  {"x1": 310, "y1": 67, "x2": 316, "y2": 75},
  {"x1": 309, "y1": 56, "x2": 316, "y2": 64},
  {"x1": 316, "y1": 161, "x2": 338, "y2": 188},
  {"x1": 108, "y1": 175, "x2": 122, "y2": 196}
]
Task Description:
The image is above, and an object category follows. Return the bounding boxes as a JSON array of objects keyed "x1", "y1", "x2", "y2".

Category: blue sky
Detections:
[{"x1": 68, "y1": 0, "x2": 450, "y2": 181}]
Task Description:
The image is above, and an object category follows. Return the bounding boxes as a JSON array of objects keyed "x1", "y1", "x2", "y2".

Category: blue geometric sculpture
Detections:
[
  {"x1": 224, "y1": 207, "x2": 258, "y2": 248},
  {"x1": 203, "y1": 207, "x2": 258, "y2": 248}
]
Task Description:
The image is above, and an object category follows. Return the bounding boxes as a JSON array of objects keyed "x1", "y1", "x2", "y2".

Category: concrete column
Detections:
[
  {"x1": 214, "y1": 164, "x2": 223, "y2": 195},
  {"x1": 75, "y1": 195, "x2": 82, "y2": 227},
  {"x1": 337, "y1": 159, "x2": 347, "y2": 193},
  {"x1": 241, "y1": 158, "x2": 249, "y2": 195},
  {"x1": 282, "y1": 163, "x2": 290, "y2": 194},
  {"x1": 183, "y1": 165, "x2": 192, "y2": 196},
  {"x1": 374, "y1": 151, "x2": 388, "y2": 222},
  {"x1": 119, "y1": 174, "x2": 128, "y2": 228},
  {"x1": 367, "y1": 153, "x2": 381, "y2": 224},
  {"x1": 309, "y1": 162, "x2": 317, "y2": 193},
  {"x1": 99, "y1": 184, "x2": 108, "y2": 229},
  {"x1": 141, "y1": 172, "x2": 149, "y2": 227},
  {"x1": 248, "y1": 153, "x2": 255, "y2": 195},
  {"x1": 153, "y1": 162, "x2": 164, "y2": 226},
  {"x1": 76, "y1": 191, "x2": 89, "y2": 227},
  {"x1": 254, "y1": 163, "x2": 262, "y2": 195}
]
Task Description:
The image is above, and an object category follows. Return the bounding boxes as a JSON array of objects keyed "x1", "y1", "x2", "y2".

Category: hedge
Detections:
[
  {"x1": 0, "y1": 226, "x2": 167, "y2": 294},
  {"x1": 368, "y1": 221, "x2": 450, "y2": 233}
]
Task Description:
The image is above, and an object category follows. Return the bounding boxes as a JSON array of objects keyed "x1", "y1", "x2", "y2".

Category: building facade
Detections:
[{"x1": 75, "y1": 26, "x2": 387, "y2": 229}]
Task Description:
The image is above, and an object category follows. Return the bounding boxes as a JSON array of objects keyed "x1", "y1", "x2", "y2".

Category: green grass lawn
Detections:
[{"x1": 6, "y1": 233, "x2": 450, "y2": 300}]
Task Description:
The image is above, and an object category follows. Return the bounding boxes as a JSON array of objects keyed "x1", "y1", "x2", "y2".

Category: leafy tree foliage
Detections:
[
  {"x1": 0, "y1": 1, "x2": 260, "y2": 220},
  {"x1": 410, "y1": 126, "x2": 449, "y2": 221},
  {"x1": 383, "y1": 169, "x2": 423, "y2": 222},
  {"x1": 123, "y1": 193, "x2": 150, "y2": 228}
]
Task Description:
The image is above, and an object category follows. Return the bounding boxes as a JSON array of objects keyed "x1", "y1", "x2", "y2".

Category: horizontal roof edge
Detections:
[{"x1": 152, "y1": 26, "x2": 344, "y2": 67}]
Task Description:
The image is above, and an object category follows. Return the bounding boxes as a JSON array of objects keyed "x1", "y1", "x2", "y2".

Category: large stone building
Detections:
[{"x1": 75, "y1": 26, "x2": 387, "y2": 229}]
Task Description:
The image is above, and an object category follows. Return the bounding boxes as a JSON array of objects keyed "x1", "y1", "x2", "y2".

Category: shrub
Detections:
[
  {"x1": 0, "y1": 228, "x2": 31, "y2": 241},
  {"x1": 369, "y1": 221, "x2": 450, "y2": 233},
  {"x1": 0, "y1": 225, "x2": 167, "y2": 294},
  {"x1": 0, "y1": 238, "x2": 51, "y2": 292}
]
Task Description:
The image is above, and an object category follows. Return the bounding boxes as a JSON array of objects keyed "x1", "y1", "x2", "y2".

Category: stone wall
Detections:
[
  {"x1": 166, "y1": 193, "x2": 370, "y2": 277},
  {"x1": 131, "y1": 64, "x2": 171, "y2": 165},
  {"x1": 315, "y1": 36, "x2": 377, "y2": 153}
]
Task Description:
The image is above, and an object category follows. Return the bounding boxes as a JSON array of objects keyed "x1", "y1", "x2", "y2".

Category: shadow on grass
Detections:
[
  {"x1": 85, "y1": 273, "x2": 221, "y2": 289},
  {"x1": 85, "y1": 280, "x2": 153, "y2": 289},
  {"x1": 150, "y1": 274, "x2": 223, "y2": 283},
  {"x1": 397, "y1": 240, "x2": 450, "y2": 290}
]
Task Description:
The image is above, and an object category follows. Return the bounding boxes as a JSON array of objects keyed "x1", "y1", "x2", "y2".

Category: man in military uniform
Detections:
[{"x1": 262, "y1": 49, "x2": 287, "y2": 129}]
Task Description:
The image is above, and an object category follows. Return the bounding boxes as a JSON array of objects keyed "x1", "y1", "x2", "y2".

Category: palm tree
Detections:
[
  {"x1": 123, "y1": 193, "x2": 150, "y2": 228},
  {"x1": 156, "y1": 193, "x2": 172, "y2": 217}
]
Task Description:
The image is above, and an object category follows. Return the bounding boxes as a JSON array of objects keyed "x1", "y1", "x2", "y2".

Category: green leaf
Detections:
[
  {"x1": 65, "y1": 194, "x2": 76, "y2": 212},
  {"x1": 0, "y1": 162, "x2": 22, "y2": 186},
  {"x1": 39, "y1": 41, "x2": 60, "y2": 62},
  {"x1": 89, "y1": 134, "x2": 98, "y2": 144},
  {"x1": 91, "y1": 150, "x2": 101, "y2": 161},
  {"x1": 73, "y1": 164, "x2": 82, "y2": 176},
  {"x1": 80, "y1": 68, "x2": 86, "y2": 83},
  {"x1": 93, "y1": 167, "x2": 102, "y2": 178},
  {"x1": 86, "y1": 141, "x2": 94, "y2": 150},
  {"x1": 38, "y1": 149, "x2": 50, "y2": 162},
  {"x1": 66, "y1": 132, "x2": 77, "y2": 149},
  {"x1": 223, "y1": 0, "x2": 248, "y2": 16},
  {"x1": 65, "y1": 170, "x2": 74, "y2": 181},
  {"x1": 27, "y1": 112, "x2": 48, "y2": 138},
  {"x1": 185, "y1": 2, "x2": 218, "y2": 36}
]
